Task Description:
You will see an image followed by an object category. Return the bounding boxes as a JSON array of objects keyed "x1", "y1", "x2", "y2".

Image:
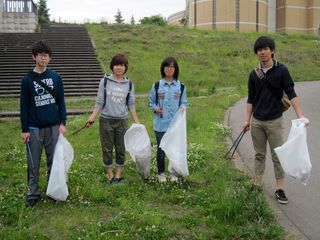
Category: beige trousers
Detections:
[{"x1": 251, "y1": 116, "x2": 285, "y2": 180}]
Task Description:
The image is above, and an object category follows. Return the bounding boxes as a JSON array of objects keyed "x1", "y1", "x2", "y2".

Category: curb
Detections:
[{"x1": 0, "y1": 109, "x2": 91, "y2": 119}]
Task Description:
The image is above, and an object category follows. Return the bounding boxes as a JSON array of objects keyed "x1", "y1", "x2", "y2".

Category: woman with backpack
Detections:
[
  {"x1": 86, "y1": 54, "x2": 140, "y2": 184},
  {"x1": 149, "y1": 56, "x2": 187, "y2": 183}
]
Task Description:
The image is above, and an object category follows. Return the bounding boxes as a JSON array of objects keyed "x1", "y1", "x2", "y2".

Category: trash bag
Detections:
[
  {"x1": 124, "y1": 123, "x2": 151, "y2": 178},
  {"x1": 274, "y1": 118, "x2": 312, "y2": 185},
  {"x1": 46, "y1": 134, "x2": 74, "y2": 201},
  {"x1": 160, "y1": 110, "x2": 189, "y2": 177}
]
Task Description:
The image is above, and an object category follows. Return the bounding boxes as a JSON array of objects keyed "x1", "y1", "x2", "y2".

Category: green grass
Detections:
[
  {"x1": 1, "y1": 23, "x2": 316, "y2": 239},
  {"x1": 1, "y1": 93, "x2": 289, "y2": 240},
  {"x1": 85, "y1": 24, "x2": 320, "y2": 95}
]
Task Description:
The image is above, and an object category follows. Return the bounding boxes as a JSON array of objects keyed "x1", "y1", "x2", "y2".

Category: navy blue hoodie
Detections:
[{"x1": 20, "y1": 69, "x2": 67, "y2": 132}]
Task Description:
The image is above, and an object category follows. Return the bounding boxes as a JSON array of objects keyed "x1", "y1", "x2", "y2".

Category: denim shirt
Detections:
[{"x1": 149, "y1": 79, "x2": 187, "y2": 132}]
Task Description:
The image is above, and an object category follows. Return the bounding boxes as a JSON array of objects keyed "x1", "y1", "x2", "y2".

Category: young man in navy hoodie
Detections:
[
  {"x1": 20, "y1": 40, "x2": 67, "y2": 207},
  {"x1": 242, "y1": 36, "x2": 308, "y2": 204}
]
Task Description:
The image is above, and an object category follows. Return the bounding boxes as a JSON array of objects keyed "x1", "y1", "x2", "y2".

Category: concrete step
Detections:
[
  {"x1": 0, "y1": 55, "x2": 98, "y2": 59},
  {"x1": 0, "y1": 24, "x2": 103, "y2": 98},
  {"x1": 0, "y1": 73, "x2": 103, "y2": 78},
  {"x1": 0, "y1": 84, "x2": 101, "y2": 88},
  {"x1": 0, "y1": 91, "x2": 98, "y2": 98},
  {"x1": 0, "y1": 63, "x2": 101, "y2": 68},
  {"x1": 0, "y1": 75, "x2": 103, "y2": 80},
  {"x1": 0, "y1": 86, "x2": 98, "y2": 92},
  {"x1": 0, "y1": 66, "x2": 102, "y2": 72},
  {"x1": 0, "y1": 108, "x2": 92, "y2": 118}
]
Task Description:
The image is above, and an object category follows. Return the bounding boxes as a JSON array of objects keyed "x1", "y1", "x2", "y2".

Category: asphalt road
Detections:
[{"x1": 225, "y1": 81, "x2": 320, "y2": 240}]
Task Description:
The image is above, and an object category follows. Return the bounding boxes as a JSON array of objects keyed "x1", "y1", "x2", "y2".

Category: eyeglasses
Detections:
[
  {"x1": 165, "y1": 65, "x2": 175, "y2": 69},
  {"x1": 37, "y1": 53, "x2": 50, "y2": 58}
]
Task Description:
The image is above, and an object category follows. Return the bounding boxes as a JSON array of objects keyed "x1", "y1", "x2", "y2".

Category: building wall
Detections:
[
  {"x1": 215, "y1": 0, "x2": 236, "y2": 31},
  {"x1": 237, "y1": 0, "x2": 268, "y2": 32},
  {"x1": 167, "y1": 10, "x2": 185, "y2": 26},
  {"x1": 305, "y1": 0, "x2": 319, "y2": 35},
  {"x1": 2, "y1": 12, "x2": 37, "y2": 32},
  {"x1": 187, "y1": 0, "x2": 268, "y2": 32},
  {"x1": 277, "y1": 0, "x2": 320, "y2": 35},
  {"x1": 308, "y1": 1, "x2": 320, "y2": 35},
  {"x1": 0, "y1": 0, "x2": 4, "y2": 32},
  {"x1": 189, "y1": 0, "x2": 213, "y2": 30},
  {"x1": 186, "y1": 0, "x2": 320, "y2": 35},
  {"x1": 268, "y1": 0, "x2": 276, "y2": 32},
  {"x1": 0, "y1": 0, "x2": 38, "y2": 33}
]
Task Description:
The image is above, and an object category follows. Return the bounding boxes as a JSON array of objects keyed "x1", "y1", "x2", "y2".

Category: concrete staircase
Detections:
[{"x1": 0, "y1": 24, "x2": 103, "y2": 98}]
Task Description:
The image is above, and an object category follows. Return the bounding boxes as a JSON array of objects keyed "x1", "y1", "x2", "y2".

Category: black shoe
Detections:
[
  {"x1": 275, "y1": 189, "x2": 288, "y2": 204},
  {"x1": 106, "y1": 177, "x2": 115, "y2": 184},
  {"x1": 113, "y1": 177, "x2": 124, "y2": 184},
  {"x1": 26, "y1": 198, "x2": 38, "y2": 208}
]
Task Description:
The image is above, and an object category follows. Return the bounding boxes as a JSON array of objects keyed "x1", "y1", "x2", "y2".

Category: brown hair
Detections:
[{"x1": 109, "y1": 54, "x2": 128, "y2": 73}]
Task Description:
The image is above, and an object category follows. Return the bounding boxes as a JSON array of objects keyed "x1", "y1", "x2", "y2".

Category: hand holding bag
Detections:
[
  {"x1": 274, "y1": 119, "x2": 312, "y2": 185},
  {"x1": 160, "y1": 109, "x2": 189, "y2": 177},
  {"x1": 46, "y1": 134, "x2": 74, "y2": 201},
  {"x1": 124, "y1": 123, "x2": 151, "y2": 178}
]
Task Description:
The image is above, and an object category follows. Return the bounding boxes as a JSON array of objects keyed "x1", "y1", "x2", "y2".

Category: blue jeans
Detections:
[{"x1": 155, "y1": 131, "x2": 166, "y2": 174}]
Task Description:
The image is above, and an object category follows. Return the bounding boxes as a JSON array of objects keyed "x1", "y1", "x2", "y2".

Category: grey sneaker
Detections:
[
  {"x1": 169, "y1": 175, "x2": 179, "y2": 182},
  {"x1": 158, "y1": 173, "x2": 167, "y2": 183},
  {"x1": 275, "y1": 189, "x2": 288, "y2": 204}
]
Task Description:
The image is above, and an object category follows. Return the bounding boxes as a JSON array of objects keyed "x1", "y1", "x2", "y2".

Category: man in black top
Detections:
[
  {"x1": 242, "y1": 36, "x2": 308, "y2": 204},
  {"x1": 20, "y1": 40, "x2": 67, "y2": 207}
]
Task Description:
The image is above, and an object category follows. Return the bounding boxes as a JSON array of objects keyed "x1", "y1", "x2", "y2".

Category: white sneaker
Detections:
[
  {"x1": 170, "y1": 175, "x2": 178, "y2": 182},
  {"x1": 158, "y1": 173, "x2": 167, "y2": 183}
]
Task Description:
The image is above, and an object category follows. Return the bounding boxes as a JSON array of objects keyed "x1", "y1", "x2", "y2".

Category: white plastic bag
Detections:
[
  {"x1": 124, "y1": 123, "x2": 151, "y2": 178},
  {"x1": 274, "y1": 119, "x2": 312, "y2": 185},
  {"x1": 160, "y1": 110, "x2": 189, "y2": 177},
  {"x1": 46, "y1": 134, "x2": 74, "y2": 201}
]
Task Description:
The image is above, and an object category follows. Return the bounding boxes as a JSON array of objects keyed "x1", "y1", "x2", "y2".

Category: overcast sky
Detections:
[{"x1": 46, "y1": 0, "x2": 186, "y2": 24}]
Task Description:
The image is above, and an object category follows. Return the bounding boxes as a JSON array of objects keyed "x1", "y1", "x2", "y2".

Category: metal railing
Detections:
[{"x1": 3, "y1": 0, "x2": 37, "y2": 13}]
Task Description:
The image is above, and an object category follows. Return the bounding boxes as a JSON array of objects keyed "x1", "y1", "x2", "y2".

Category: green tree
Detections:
[
  {"x1": 37, "y1": 0, "x2": 50, "y2": 24},
  {"x1": 139, "y1": 15, "x2": 167, "y2": 26},
  {"x1": 180, "y1": 17, "x2": 187, "y2": 27},
  {"x1": 114, "y1": 9, "x2": 124, "y2": 24},
  {"x1": 130, "y1": 15, "x2": 135, "y2": 25}
]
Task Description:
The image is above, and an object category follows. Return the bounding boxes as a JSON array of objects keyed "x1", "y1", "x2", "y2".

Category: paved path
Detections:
[{"x1": 225, "y1": 81, "x2": 320, "y2": 240}]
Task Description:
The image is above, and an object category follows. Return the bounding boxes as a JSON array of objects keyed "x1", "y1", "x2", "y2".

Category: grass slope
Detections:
[{"x1": 86, "y1": 24, "x2": 320, "y2": 95}]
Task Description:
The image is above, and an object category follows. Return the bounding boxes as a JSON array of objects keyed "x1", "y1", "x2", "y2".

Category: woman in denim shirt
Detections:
[{"x1": 149, "y1": 57, "x2": 187, "y2": 183}]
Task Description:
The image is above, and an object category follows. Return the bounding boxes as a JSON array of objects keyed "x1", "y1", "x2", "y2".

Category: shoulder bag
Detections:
[{"x1": 254, "y1": 67, "x2": 291, "y2": 112}]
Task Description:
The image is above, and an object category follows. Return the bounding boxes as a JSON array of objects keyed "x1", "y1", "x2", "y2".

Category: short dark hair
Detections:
[
  {"x1": 160, "y1": 56, "x2": 179, "y2": 80},
  {"x1": 253, "y1": 36, "x2": 275, "y2": 57},
  {"x1": 32, "y1": 40, "x2": 52, "y2": 57},
  {"x1": 110, "y1": 54, "x2": 128, "y2": 73}
]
